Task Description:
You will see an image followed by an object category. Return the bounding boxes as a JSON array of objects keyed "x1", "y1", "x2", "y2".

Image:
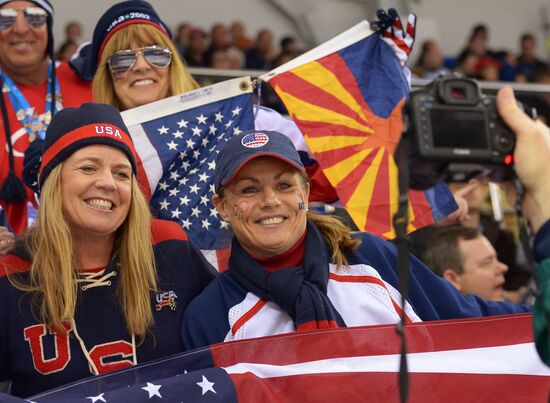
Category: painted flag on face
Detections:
[
  {"x1": 262, "y1": 22, "x2": 457, "y2": 238},
  {"x1": 121, "y1": 78, "x2": 255, "y2": 251},
  {"x1": 13, "y1": 314, "x2": 550, "y2": 403}
]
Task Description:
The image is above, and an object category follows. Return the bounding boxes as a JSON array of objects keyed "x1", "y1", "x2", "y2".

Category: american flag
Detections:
[
  {"x1": 121, "y1": 78, "x2": 255, "y2": 250},
  {"x1": 10, "y1": 314, "x2": 549, "y2": 402}
]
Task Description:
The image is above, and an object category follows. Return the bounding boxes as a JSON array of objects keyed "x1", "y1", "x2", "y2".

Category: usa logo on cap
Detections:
[{"x1": 241, "y1": 132, "x2": 269, "y2": 148}]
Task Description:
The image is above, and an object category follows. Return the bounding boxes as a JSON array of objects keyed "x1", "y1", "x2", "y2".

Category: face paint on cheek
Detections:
[
  {"x1": 232, "y1": 201, "x2": 249, "y2": 219},
  {"x1": 297, "y1": 192, "x2": 306, "y2": 210}
]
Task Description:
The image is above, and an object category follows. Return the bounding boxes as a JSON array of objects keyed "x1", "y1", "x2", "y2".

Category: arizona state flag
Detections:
[{"x1": 262, "y1": 21, "x2": 456, "y2": 237}]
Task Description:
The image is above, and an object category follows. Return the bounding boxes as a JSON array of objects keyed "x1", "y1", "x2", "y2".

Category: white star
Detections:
[
  {"x1": 192, "y1": 150, "x2": 201, "y2": 160},
  {"x1": 169, "y1": 162, "x2": 176, "y2": 170},
  {"x1": 171, "y1": 208, "x2": 182, "y2": 219},
  {"x1": 233, "y1": 127, "x2": 242, "y2": 136},
  {"x1": 158, "y1": 181, "x2": 169, "y2": 191},
  {"x1": 189, "y1": 184, "x2": 200, "y2": 194},
  {"x1": 200, "y1": 195, "x2": 209, "y2": 205},
  {"x1": 198, "y1": 172, "x2": 209, "y2": 183},
  {"x1": 207, "y1": 160, "x2": 216, "y2": 170},
  {"x1": 170, "y1": 171, "x2": 181, "y2": 181},
  {"x1": 231, "y1": 106, "x2": 242, "y2": 116},
  {"x1": 191, "y1": 126, "x2": 202, "y2": 136},
  {"x1": 209, "y1": 184, "x2": 216, "y2": 193},
  {"x1": 189, "y1": 168, "x2": 199, "y2": 175},
  {"x1": 201, "y1": 137, "x2": 209, "y2": 147},
  {"x1": 172, "y1": 130, "x2": 184, "y2": 139},
  {"x1": 167, "y1": 140, "x2": 178, "y2": 151},
  {"x1": 191, "y1": 206, "x2": 201, "y2": 217},
  {"x1": 220, "y1": 220, "x2": 230, "y2": 230},
  {"x1": 201, "y1": 219, "x2": 211, "y2": 230},
  {"x1": 169, "y1": 188, "x2": 180, "y2": 197},
  {"x1": 224, "y1": 119, "x2": 234, "y2": 128},
  {"x1": 209, "y1": 208, "x2": 219, "y2": 218},
  {"x1": 214, "y1": 112, "x2": 223, "y2": 122},
  {"x1": 142, "y1": 382, "x2": 162, "y2": 398},
  {"x1": 179, "y1": 195, "x2": 191, "y2": 206},
  {"x1": 208, "y1": 124, "x2": 218, "y2": 135},
  {"x1": 179, "y1": 177, "x2": 189, "y2": 186},
  {"x1": 197, "y1": 375, "x2": 216, "y2": 396},
  {"x1": 199, "y1": 157, "x2": 207, "y2": 165},
  {"x1": 177, "y1": 118, "x2": 188, "y2": 128},
  {"x1": 181, "y1": 218, "x2": 192, "y2": 230},
  {"x1": 159, "y1": 198, "x2": 170, "y2": 210},
  {"x1": 86, "y1": 394, "x2": 106, "y2": 403},
  {"x1": 157, "y1": 126, "x2": 169, "y2": 135},
  {"x1": 181, "y1": 160, "x2": 190, "y2": 171},
  {"x1": 178, "y1": 151, "x2": 188, "y2": 160},
  {"x1": 196, "y1": 114, "x2": 207, "y2": 124},
  {"x1": 185, "y1": 138, "x2": 195, "y2": 149}
]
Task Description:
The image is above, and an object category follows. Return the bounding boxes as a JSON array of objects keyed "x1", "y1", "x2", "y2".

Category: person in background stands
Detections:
[{"x1": 0, "y1": 0, "x2": 91, "y2": 238}]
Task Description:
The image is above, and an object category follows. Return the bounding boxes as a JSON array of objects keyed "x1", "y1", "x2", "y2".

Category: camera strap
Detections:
[
  {"x1": 512, "y1": 178, "x2": 536, "y2": 304},
  {"x1": 393, "y1": 135, "x2": 412, "y2": 403}
]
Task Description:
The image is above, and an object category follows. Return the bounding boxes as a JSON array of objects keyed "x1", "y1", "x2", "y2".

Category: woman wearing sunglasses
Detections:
[{"x1": 89, "y1": 1, "x2": 199, "y2": 112}]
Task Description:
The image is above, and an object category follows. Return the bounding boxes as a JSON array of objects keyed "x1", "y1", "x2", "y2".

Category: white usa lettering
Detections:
[{"x1": 94, "y1": 125, "x2": 122, "y2": 138}]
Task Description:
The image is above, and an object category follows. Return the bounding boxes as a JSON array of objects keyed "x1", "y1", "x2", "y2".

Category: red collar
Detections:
[{"x1": 254, "y1": 230, "x2": 307, "y2": 272}]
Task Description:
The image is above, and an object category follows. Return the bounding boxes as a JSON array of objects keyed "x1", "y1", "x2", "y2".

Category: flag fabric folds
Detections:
[
  {"x1": 262, "y1": 21, "x2": 457, "y2": 238},
  {"x1": 121, "y1": 78, "x2": 255, "y2": 250},
  {"x1": 6, "y1": 314, "x2": 548, "y2": 402}
]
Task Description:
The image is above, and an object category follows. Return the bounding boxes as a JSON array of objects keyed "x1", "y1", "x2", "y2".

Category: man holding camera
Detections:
[{"x1": 496, "y1": 86, "x2": 550, "y2": 366}]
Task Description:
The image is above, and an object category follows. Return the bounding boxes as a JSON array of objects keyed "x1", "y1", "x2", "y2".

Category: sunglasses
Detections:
[
  {"x1": 108, "y1": 45, "x2": 172, "y2": 74},
  {"x1": 0, "y1": 7, "x2": 47, "y2": 30}
]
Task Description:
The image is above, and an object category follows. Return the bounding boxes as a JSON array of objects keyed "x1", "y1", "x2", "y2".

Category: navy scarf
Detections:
[{"x1": 229, "y1": 220, "x2": 346, "y2": 331}]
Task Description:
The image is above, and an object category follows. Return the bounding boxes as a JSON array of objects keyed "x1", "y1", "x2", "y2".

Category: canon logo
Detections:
[{"x1": 94, "y1": 125, "x2": 122, "y2": 138}]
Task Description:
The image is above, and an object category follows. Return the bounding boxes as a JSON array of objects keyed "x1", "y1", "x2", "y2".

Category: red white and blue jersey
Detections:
[
  {"x1": 0, "y1": 219, "x2": 217, "y2": 398},
  {"x1": 182, "y1": 231, "x2": 530, "y2": 350}
]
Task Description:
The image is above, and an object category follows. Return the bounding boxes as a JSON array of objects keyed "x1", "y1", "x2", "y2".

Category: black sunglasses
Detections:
[
  {"x1": 0, "y1": 7, "x2": 47, "y2": 30},
  {"x1": 108, "y1": 45, "x2": 172, "y2": 74}
]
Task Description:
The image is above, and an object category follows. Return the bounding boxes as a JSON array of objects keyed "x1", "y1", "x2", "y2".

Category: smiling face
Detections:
[
  {"x1": 213, "y1": 157, "x2": 309, "y2": 258},
  {"x1": 60, "y1": 145, "x2": 132, "y2": 243},
  {"x1": 111, "y1": 39, "x2": 170, "y2": 110},
  {"x1": 456, "y1": 235, "x2": 508, "y2": 301},
  {"x1": 0, "y1": 0, "x2": 48, "y2": 74}
]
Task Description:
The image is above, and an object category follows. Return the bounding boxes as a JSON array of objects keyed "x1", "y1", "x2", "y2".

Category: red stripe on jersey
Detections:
[
  {"x1": 151, "y1": 219, "x2": 188, "y2": 244},
  {"x1": 0, "y1": 254, "x2": 31, "y2": 277},
  {"x1": 329, "y1": 272, "x2": 412, "y2": 322},
  {"x1": 231, "y1": 299, "x2": 268, "y2": 336}
]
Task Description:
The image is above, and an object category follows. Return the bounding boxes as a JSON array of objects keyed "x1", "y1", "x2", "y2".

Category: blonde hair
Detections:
[
  {"x1": 11, "y1": 164, "x2": 157, "y2": 338},
  {"x1": 93, "y1": 24, "x2": 200, "y2": 111}
]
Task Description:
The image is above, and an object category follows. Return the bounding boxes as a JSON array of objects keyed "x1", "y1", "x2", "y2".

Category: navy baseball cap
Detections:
[{"x1": 214, "y1": 130, "x2": 305, "y2": 192}]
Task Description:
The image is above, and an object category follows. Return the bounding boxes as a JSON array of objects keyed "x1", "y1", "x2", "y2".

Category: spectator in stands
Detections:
[
  {"x1": 0, "y1": 103, "x2": 216, "y2": 397},
  {"x1": 423, "y1": 225, "x2": 509, "y2": 301},
  {"x1": 0, "y1": 0, "x2": 91, "y2": 237},
  {"x1": 412, "y1": 40, "x2": 449, "y2": 80},
  {"x1": 245, "y1": 28, "x2": 275, "y2": 70},
  {"x1": 476, "y1": 56, "x2": 500, "y2": 81},
  {"x1": 230, "y1": 20, "x2": 254, "y2": 51},
  {"x1": 181, "y1": 123, "x2": 530, "y2": 349},
  {"x1": 184, "y1": 27, "x2": 208, "y2": 67},
  {"x1": 273, "y1": 35, "x2": 300, "y2": 67},
  {"x1": 55, "y1": 39, "x2": 77, "y2": 61},
  {"x1": 205, "y1": 23, "x2": 229, "y2": 66},
  {"x1": 63, "y1": 20, "x2": 82, "y2": 44},
  {"x1": 174, "y1": 22, "x2": 191, "y2": 58},
  {"x1": 516, "y1": 33, "x2": 548, "y2": 82},
  {"x1": 454, "y1": 50, "x2": 480, "y2": 78}
]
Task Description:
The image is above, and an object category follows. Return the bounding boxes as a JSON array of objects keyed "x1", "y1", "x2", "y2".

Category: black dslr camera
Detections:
[{"x1": 404, "y1": 75, "x2": 518, "y2": 189}]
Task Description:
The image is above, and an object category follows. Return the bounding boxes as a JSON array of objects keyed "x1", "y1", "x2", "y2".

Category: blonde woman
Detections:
[{"x1": 0, "y1": 103, "x2": 216, "y2": 397}]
